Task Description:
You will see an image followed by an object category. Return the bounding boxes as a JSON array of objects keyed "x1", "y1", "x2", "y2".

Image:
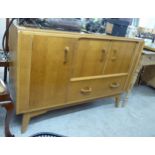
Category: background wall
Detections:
[
  {"x1": 0, "y1": 18, "x2": 6, "y2": 50},
  {"x1": 139, "y1": 18, "x2": 155, "y2": 29}
]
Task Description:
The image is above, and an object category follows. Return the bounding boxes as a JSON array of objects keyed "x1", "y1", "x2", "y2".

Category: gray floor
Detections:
[{"x1": 0, "y1": 68, "x2": 155, "y2": 137}]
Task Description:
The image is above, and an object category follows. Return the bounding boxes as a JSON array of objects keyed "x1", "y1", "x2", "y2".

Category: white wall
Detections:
[
  {"x1": 0, "y1": 18, "x2": 6, "y2": 50},
  {"x1": 139, "y1": 18, "x2": 155, "y2": 29}
]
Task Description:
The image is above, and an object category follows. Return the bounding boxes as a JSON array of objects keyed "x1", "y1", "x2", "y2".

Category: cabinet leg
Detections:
[
  {"x1": 115, "y1": 95, "x2": 121, "y2": 108},
  {"x1": 122, "y1": 92, "x2": 129, "y2": 107},
  {"x1": 21, "y1": 113, "x2": 30, "y2": 133}
]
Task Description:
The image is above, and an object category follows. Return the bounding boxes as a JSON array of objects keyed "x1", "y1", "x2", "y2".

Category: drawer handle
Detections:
[
  {"x1": 64, "y1": 46, "x2": 70, "y2": 64},
  {"x1": 110, "y1": 82, "x2": 120, "y2": 88},
  {"x1": 81, "y1": 87, "x2": 92, "y2": 94},
  {"x1": 100, "y1": 49, "x2": 106, "y2": 62}
]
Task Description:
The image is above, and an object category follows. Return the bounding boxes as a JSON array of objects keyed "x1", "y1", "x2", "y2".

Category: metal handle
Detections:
[
  {"x1": 110, "y1": 82, "x2": 120, "y2": 88},
  {"x1": 81, "y1": 87, "x2": 92, "y2": 94},
  {"x1": 64, "y1": 46, "x2": 69, "y2": 64},
  {"x1": 100, "y1": 49, "x2": 106, "y2": 62}
]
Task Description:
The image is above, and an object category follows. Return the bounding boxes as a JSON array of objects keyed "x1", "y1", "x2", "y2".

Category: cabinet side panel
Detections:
[
  {"x1": 124, "y1": 41, "x2": 144, "y2": 91},
  {"x1": 16, "y1": 32, "x2": 33, "y2": 114},
  {"x1": 8, "y1": 24, "x2": 18, "y2": 107}
]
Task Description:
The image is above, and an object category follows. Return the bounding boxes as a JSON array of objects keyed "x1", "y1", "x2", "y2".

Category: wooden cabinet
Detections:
[{"x1": 8, "y1": 24, "x2": 144, "y2": 133}]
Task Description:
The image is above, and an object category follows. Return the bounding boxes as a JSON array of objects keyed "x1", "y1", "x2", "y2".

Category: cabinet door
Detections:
[
  {"x1": 103, "y1": 41, "x2": 137, "y2": 74},
  {"x1": 29, "y1": 35, "x2": 76, "y2": 109},
  {"x1": 72, "y1": 38, "x2": 110, "y2": 78}
]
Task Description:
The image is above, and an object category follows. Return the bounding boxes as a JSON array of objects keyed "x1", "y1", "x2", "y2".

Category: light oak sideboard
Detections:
[{"x1": 8, "y1": 24, "x2": 144, "y2": 133}]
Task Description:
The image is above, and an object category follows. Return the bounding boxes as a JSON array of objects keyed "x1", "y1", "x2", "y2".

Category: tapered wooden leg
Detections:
[
  {"x1": 122, "y1": 92, "x2": 129, "y2": 107},
  {"x1": 21, "y1": 110, "x2": 48, "y2": 133},
  {"x1": 115, "y1": 95, "x2": 121, "y2": 108},
  {"x1": 3, "y1": 102, "x2": 15, "y2": 137},
  {"x1": 21, "y1": 113, "x2": 30, "y2": 133}
]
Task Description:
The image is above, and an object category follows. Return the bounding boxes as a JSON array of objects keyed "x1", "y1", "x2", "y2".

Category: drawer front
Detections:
[{"x1": 68, "y1": 76, "x2": 127, "y2": 102}]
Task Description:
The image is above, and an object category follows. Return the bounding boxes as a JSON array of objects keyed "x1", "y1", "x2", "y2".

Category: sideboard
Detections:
[{"x1": 8, "y1": 24, "x2": 144, "y2": 133}]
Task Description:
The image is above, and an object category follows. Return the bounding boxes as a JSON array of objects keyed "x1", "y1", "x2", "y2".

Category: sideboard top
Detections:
[{"x1": 14, "y1": 24, "x2": 144, "y2": 43}]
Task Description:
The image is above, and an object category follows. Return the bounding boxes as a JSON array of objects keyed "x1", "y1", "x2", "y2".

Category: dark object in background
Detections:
[
  {"x1": 3, "y1": 18, "x2": 16, "y2": 83},
  {"x1": 31, "y1": 132, "x2": 65, "y2": 137},
  {"x1": 18, "y1": 18, "x2": 82, "y2": 32},
  {"x1": 18, "y1": 18, "x2": 133, "y2": 36},
  {"x1": 85, "y1": 18, "x2": 105, "y2": 33},
  {"x1": 105, "y1": 19, "x2": 130, "y2": 37}
]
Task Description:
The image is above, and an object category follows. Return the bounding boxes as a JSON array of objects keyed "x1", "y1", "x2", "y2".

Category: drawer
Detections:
[{"x1": 68, "y1": 76, "x2": 127, "y2": 102}]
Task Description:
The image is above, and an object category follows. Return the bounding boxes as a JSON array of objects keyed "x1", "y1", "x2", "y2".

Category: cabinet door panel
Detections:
[
  {"x1": 72, "y1": 39, "x2": 110, "y2": 77},
  {"x1": 29, "y1": 35, "x2": 76, "y2": 109},
  {"x1": 104, "y1": 41, "x2": 137, "y2": 74}
]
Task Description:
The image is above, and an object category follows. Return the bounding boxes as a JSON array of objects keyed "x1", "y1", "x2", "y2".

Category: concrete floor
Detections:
[{"x1": 0, "y1": 69, "x2": 155, "y2": 137}]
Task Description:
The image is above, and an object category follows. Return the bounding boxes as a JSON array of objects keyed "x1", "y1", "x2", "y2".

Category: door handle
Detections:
[
  {"x1": 100, "y1": 49, "x2": 106, "y2": 62},
  {"x1": 64, "y1": 46, "x2": 70, "y2": 64},
  {"x1": 113, "y1": 49, "x2": 117, "y2": 53},
  {"x1": 111, "y1": 49, "x2": 117, "y2": 61}
]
